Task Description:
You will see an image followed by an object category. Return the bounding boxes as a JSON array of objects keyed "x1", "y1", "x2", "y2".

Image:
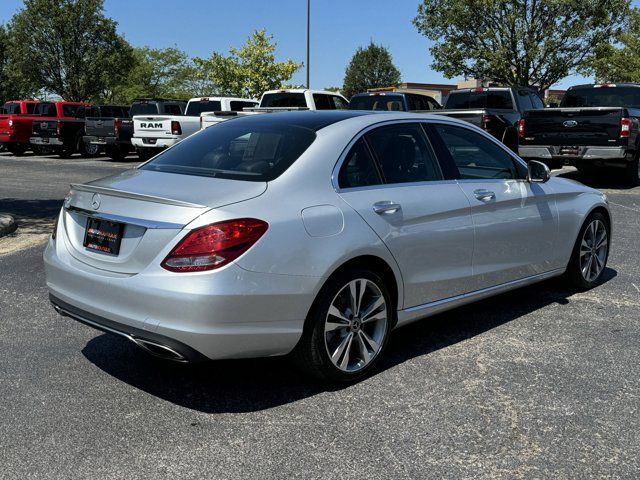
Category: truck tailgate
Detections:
[
  {"x1": 523, "y1": 107, "x2": 624, "y2": 146},
  {"x1": 133, "y1": 116, "x2": 174, "y2": 137},
  {"x1": 85, "y1": 117, "x2": 117, "y2": 138}
]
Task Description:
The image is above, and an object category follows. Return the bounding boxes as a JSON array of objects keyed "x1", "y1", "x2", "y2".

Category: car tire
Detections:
[
  {"x1": 7, "y1": 144, "x2": 27, "y2": 156},
  {"x1": 78, "y1": 137, "x2": 100, "y2": 158},
  {"x1": 623, "y1": 153, "x2": 640, "y2": 186},
  {"x1": 293, "y1": 268, "x2": 393, "y2": 382},
  {"x1": 565, "y1": 212, "x2": 610, "y2": 291},
  {"x1": 105, "y1": 145, "x2": 126, "y2": 162}
]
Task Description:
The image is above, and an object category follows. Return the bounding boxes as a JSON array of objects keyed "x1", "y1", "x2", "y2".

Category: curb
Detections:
[{"x1": 0, "y1": 214, "x2": 18, "y2": 237}]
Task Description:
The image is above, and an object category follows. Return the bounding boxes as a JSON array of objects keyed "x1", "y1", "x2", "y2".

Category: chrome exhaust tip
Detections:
[{"x1": 130, "y1": 337, "x2": 188, "y2": 362}]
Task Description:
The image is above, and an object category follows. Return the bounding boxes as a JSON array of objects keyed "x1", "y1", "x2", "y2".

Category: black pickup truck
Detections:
[
  {"x1": 518, "y1": 83, "x2": 640, "y2": 185},
  {"x1": 433, "y1": 87, "x2": 545, "y2": 152},
  {"x1": 83, "y1": 105, "x2": 132, "y2": 161}
]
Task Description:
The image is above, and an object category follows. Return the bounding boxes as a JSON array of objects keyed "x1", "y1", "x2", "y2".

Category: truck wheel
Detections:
[
  {"x1": 137, "y1": 148, "x2": 155, "y2": 161},
  {"x1": 7, "y1": 144, "x2": 27, "y2": 156},
  {"x1": 78, "y1": 137, "x2": 100, "y2": 158},
  {"x1": 105, "y1": 145, "x2": 126, "y2": 161},
  {"x1": 623, "y1": 154, "x2": 640, "y2": 186}
]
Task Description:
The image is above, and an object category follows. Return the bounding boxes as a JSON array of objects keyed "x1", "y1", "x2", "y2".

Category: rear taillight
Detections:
[
  {"x1": 114, "y1": 118, "x2": 122, "y2": 136},
  {"x1": 481, "y1": 114, "x2": 491, "y2": 130},
  {"x1": 161, "y1": 218, "x2": 268, "y2": 272},
  {"x1": 8, "y1": 119, "x2": 13, "y2": 128},
  {"x1": 56, "y1": 120, "x2": 62, "y2": 136},
  {"x1": 171, "y1": 120, "x2": 182, "y2": 135},
  {"x1": 620, "y1": 117, "x2": 631, "y2": 138},
  {"x1": 518, "y1": 119, "x2": 526, "y2": 138}
]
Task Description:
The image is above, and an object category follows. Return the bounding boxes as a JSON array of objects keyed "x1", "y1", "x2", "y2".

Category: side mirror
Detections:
[{"x1": 527, "y1": 160, "x2": 551, "y2": 183}]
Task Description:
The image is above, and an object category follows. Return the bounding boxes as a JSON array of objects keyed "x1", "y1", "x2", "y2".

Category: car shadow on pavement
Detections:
[
  {"x1": 82, "y1": 268, "x2": 617, "y2": 414},
  {"x1": 0, "y1": 198, "x2": 62, "y2": 219}
]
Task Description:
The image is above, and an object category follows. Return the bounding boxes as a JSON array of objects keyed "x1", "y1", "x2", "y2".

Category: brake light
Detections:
[
  {"x1": 114, "y1": 118, "x2": 122, "y2": 136},
  {"x1": 518, "y1": 119, "x2": 526, "y2": 138},
  {"x1": 161, "y1": 219, "x2": 268, "y2": 272},
  {"x1": 620, "y1": 117, "x2": 632, "y2": 138},
  {"x1": 8, "y1": 119, "x2": 13, "y2": 128},
  {"x1": 481, "y1": 114, "x2": 492, "y2": 129},
  {"x1": 474, "y1": 87, "x2": 486, "y2": 93},
  {"x1": 56, "y1": 120, "x2": 62, "y2": 136},
  {"x1": 171, "y1": 120, "x2": 182, "y2": 135}
]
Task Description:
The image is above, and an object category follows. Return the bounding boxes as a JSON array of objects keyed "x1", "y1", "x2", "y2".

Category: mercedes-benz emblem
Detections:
[
  {"x1": 563, "y1": 120, "x2": 578, "y2": 128},
  {"x1": 91, "y1": 193, "x2": 101, "y2": 210}
]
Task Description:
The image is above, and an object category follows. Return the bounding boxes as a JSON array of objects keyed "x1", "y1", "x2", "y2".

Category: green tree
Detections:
[
  {"x1": 581, "y1": 8, "x2": 640, "y2": 82},
  {"x1": 342, "y1": 42, "x2": 401, "y2": 99},
  {"x1": 195, "y1": 29, "x2": 302, "y2": 99},
  {"x1": 6, "y1": 0, "x2": 134, "y2": 101},
  {"x1": 413, "y1": 0, "x2": 631, "y2": 90},
  {"x1": 0, "y1": 24, "x2": 38, "y2": 103}
]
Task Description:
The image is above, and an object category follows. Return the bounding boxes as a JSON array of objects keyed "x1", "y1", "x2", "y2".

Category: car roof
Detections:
[
  {"x1": 224, "y1": 110, "x2": 372, "y2": 131},
  {"x1": 262, "y1": 89, "x2": 346, "y2": 96},
  {"x1": 568, "y1": 83, "x2": 640, "y2": 90},
  {"x1": 189, "y1": 96, "x2": 258, "y2": 102}
]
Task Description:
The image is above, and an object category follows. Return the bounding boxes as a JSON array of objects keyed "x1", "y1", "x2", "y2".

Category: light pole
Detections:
[{"x1": 306, "y1": 0, "x2": 310, "y2": 88}]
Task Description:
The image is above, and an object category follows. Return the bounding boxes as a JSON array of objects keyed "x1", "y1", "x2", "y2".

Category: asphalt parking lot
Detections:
[{"x1": 1, "y1": 151, "x2": 639, "y2": 479}]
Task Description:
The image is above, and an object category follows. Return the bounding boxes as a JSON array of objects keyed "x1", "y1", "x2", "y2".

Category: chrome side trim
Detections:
[
  {"x1": 70, "y1": 183, "x2": 206, "y2": 208},
  {"x1": 396, "y1": 268, "x2": 565, "y2": 327},
  {"x1": 65, "y1": 205, "x2": 184, "y2": 230}
]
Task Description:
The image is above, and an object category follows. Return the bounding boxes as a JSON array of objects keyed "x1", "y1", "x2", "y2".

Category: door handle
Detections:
[
  {"x1": 473, "y1": 189, "x2": 496, "y2": 202},
  {"x1": 373, "y1": 201, "x2": 401, "y2": 214}
]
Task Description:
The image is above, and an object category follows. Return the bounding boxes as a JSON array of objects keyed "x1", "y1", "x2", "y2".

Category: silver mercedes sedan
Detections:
[{"x1": 44, "y1": 111, "x2": 611, "y2": 382}]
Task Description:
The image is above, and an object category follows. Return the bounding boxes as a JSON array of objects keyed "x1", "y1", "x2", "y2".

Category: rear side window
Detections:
[
  {"x1": 63, "y1": 104, "x2": 84, "y2": 117},
  {"x1": 366, "y1": 123, "x2": 442, "y2": 184},
  {"x1": 230, "y1": 101, "x2": 258, "y2": 111},
  {"x1": 338, "y1": 138, "x2": 381, "y2": 188},
  {"x1": 348, "y1": 94, "x2": 405, "y2": 111},
  {"x1": 260, "y1": 93, "x2": 307, "y2": 108},
  {"x1": 407, "y1": 94, "x2": 436, "y2": 111},
  {"x1": 186, "y1": 100, "x2": 222, "y2": 116},
  {"x1": 431, "y1": 124, "x2": 524, "y2": 180},
  {"x1": 141, "y1": 120, "x2": 316, "y2": 182}
]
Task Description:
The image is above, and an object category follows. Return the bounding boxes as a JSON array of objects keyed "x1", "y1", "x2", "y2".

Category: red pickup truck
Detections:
[
  {"x1": 29, "y1": 101, "x2": 92, "y2": 157},
  {"x1": 0, "y1": 100, "x2": 40, "y2": 155}
]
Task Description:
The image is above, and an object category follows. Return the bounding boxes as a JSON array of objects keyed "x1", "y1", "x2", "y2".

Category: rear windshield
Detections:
[
  {"x1": 34, "y1": 103, "x2": 57, "y2": 116},
  {"x1": 185, "y1": 100, "x2": 222, "y2": 116},
  {"x1": 140, "y1": 120, "x2": 316, "y2": 181},
  {"x1": 130, "y1": 102, "x2": 160, "y2": 116},
  {"x1": 445, "y1": 90, "x2": 513, "y2": 109},
  {"x1": 349, "y1": 94, "x2": 406, "y2": 111},
  {"x1": 260, "y1": 93, "x2": 306, "y2": 108},
  {"x1": 561, "y1": 87, "x2": 640, "y2": 108}
]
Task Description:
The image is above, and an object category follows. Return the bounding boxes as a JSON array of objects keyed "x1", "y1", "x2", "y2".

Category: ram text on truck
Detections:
[{"x1": 518, "y1": 83, "x2": 640, "y2": 185}]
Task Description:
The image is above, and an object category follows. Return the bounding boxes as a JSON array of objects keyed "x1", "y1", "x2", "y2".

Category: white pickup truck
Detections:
[
  {"x1": 199, "y1": 89, "x2": 349, "y2": 130},
  {"x1": 132, "y1": 96, "x2": 258, "y2": 158}
]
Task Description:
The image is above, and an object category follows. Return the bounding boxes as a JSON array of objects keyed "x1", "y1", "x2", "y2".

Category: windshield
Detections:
[
  {"x1": 141, "y1": 120, "x2": 316, "y2": 181},
  {"x1": 260, "y1": 93, "x2": 306, "y2": 108},
  {"x1": 185, "y1": 100, "x2": 222, "y2": 116},
  {"x1": 562, "y1": 87, "x2": 640, "y2": 108},
  {"x1": 130, "y1": 103, "x2": 160, "y2": 116},
  {"x1": 348, "y1": 94, "x2": 406, "y2": 111}
]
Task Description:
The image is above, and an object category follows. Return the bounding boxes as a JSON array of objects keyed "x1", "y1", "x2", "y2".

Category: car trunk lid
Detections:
[{"x1": 62, "y1": 169, "x2": 267, "y2": 274}]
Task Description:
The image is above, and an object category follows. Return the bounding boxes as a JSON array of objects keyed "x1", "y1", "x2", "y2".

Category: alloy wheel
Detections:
[
  {"x1": 579, "y1": 219, "x2": 608, "y2": 282},
  {"x1": 324, "y1": 278, "x2": 388, "y2": 373}
]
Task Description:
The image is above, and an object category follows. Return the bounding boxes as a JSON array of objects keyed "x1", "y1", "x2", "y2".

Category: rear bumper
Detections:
[
  {"x1": 83, "y1": 135, "x2": 117, "y2": 146},
  {"x1": 131, "y1": 137, "x2": 180, "y2": 149},
  {"x1": 43, "y1": 236, "x2": 319, "y2": 361},
  {"x1": 519, "y1": 145, "x2": 628, "y2": 167},
  {"x1": 30, "y1": 136, "x2": 64, "y2": 146}
]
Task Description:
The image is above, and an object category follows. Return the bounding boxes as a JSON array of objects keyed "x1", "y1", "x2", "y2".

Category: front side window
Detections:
[
  {"x1": 366, "y1": 124, "x2": 441, "y2": 184},
  {"x1": 338, "y1": 138, "x2": 381, "y2": 189},
  {"x1": 530, "y1": 93, "x2": 545, "y2": 109},
  {"x1": 517, "y1": 90, "x2": 533, "y2": 111},
  {"x1": 141, "y1": 120, "x2": 316, "y2": 182},
  {"x1": 432, "y1": 124, "x2": 524, "y2": 180}
]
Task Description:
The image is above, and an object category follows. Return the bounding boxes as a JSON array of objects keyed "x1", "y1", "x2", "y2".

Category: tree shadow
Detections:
[{"x1": 82, "y1": 268, "x2": 616, "y2": 414}]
